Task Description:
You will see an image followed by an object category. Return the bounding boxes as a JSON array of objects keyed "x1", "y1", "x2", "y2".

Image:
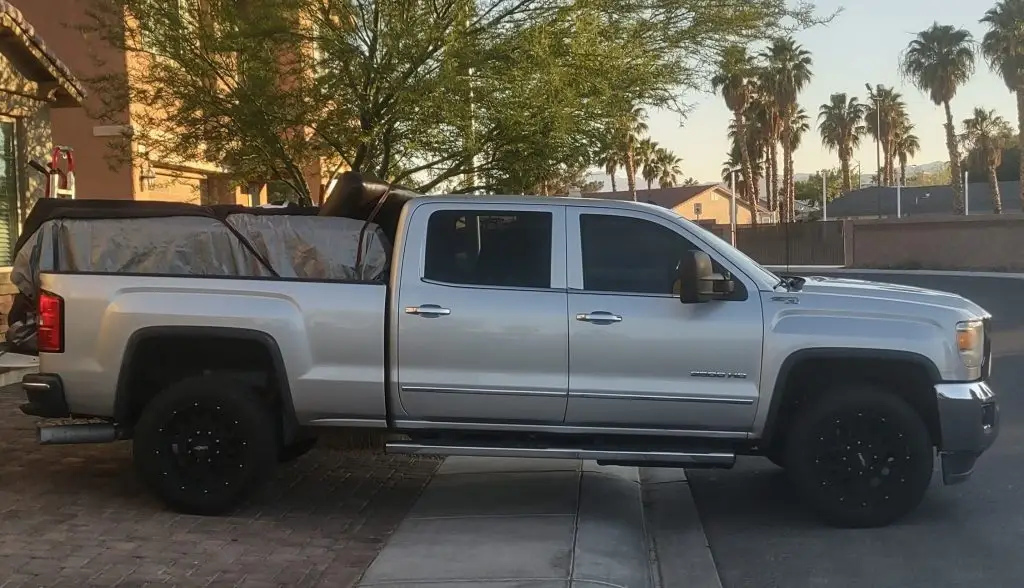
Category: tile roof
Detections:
[
  {"x1": 0, "y1": 0, "x2": 85, "y2": 106},
  {"x1": 584, "y1": 182, "x2": 768, "y2": 211}
]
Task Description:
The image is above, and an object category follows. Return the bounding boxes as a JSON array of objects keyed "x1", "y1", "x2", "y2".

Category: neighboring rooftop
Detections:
[
  {"x1": 584, "y1": 183, "x2": 767, "y2": 211},
  {"x1": 0, "y1": 0, "x2": 86, "y2": 107},
  {"x1": 827, "y1": 182, "x2": 1024, "y2": 218}
]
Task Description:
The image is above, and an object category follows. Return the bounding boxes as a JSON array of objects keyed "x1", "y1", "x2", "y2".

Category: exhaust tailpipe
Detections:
[{"x1": 38, "y1": 423, "x2": 123, "y2": 445}]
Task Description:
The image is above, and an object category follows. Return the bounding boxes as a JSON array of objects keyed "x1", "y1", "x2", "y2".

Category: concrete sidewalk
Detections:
[{"x1": 356, "y1": 457, "x2": 657, "y2": 588}]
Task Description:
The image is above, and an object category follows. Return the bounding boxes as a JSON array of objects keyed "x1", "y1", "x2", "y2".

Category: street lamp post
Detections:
[
  {"x1": 865, "y1": 84, "x2": 882, "y2": 188},
  {"x1": 821, "y1": 169, "x2": 828, "y2": 221},
  {"x1": 728, "y1": 167, "x2": 741, "y2": 246}
]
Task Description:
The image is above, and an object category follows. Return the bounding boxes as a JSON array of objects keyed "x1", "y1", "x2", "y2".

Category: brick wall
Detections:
[{"x1": 0, "y1": 269, "x2": 16, "y2": 337}]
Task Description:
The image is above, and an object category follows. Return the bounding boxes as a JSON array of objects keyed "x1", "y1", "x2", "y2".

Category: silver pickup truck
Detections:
[{"x1": 12, "y1": 177, "x2": 998, "y2": 528}]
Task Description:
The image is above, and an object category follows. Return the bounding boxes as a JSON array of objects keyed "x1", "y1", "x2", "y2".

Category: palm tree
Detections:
[
  {"x1": 747, "y1": 80, "x2": 779, "y2": 214},
  {"x1": 818, "y1": 93, "x2": 867, "y2": 193},
  {"x1": 981, "y1": 0, "x2": 1024, "y2": 209},
  {"x1": 760, "y1": 37, "x2": 813, "y2": 222},
  {"x1": 962, "y1": 107, "x2": 1013, "y2": 213},
  {"x1": 864, "y1": 85, "x2": 908, "y2": 186},
  {"x1": 712, "y1": 45, "x2": 757, "y2": 206},
  {"x1": 597, "y1": 149, "x2": 624, "y2": 192},
  {"x1": 654, "y1": 148, "x2": 683, "y2": 188},
  {"x1": 619, "y1": 106, "x2": 650, "y2": 201},
  {"x1": 901, "y1": 23, "x2": 977, "y2": 214},
  {"x1": 732, "y1": 98, "x2": 769, "y2": 208},
  {"x1": 893, "y1": 119, "x2": 921, "y2": 186},
  {"x1": 637, "y1": 137, "x2": 660, "y2": 192}
]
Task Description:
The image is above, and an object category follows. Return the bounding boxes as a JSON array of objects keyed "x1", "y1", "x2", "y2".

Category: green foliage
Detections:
[
  {"x1": 84, "y1": 0, "x2": 826, "y2": 199},
  {"x1": 794, "y1": 169, "x2": 842, "y2": 204}
]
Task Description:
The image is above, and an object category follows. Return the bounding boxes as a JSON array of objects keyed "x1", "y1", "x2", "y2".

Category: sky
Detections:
[{"x1": 648, "y1": 0, "x2": 1017, "y2": 183}]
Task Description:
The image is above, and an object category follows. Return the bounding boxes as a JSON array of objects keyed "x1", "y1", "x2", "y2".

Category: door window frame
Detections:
[
  {"x1": 399, "y1": 200, "x2": 568, "y2": 292},
  {"x1": 0, "y1": 116, "x2": 19, "y2": 267},
  {"x1": 565, "y1": 205, "x2": 756, "y2": 299}
]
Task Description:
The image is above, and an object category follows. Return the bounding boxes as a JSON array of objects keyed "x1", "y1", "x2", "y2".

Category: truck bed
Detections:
[{"x1": 37, "y1": 272, "x2": 389, "y2": 422}]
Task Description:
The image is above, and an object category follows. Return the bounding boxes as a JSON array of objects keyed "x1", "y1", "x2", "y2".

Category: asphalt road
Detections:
[{"x1": 687, "y1": 272, "x2": 1024, "y2": 588}]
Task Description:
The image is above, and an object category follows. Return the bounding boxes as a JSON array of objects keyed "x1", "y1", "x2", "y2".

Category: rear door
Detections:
[{"x1": 394, "y1": 202, "x2": 569, "y2": 424}]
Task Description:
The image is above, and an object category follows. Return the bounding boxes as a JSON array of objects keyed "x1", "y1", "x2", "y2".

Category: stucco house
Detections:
[
  {"x1": 584, "y1": 183, "x2": 774, "y2": 225},
  {"x1": 0, "y1": 1, "x2": 86, "y2": 266}
]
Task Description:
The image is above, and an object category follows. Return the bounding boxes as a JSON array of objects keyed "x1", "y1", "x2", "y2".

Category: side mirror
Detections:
[{"x1": 677, "y1": 250, "x2": 734, "y2": 304}]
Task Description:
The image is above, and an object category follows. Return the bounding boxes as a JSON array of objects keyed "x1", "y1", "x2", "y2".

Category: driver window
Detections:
[{"x1": 579, "y1": 213, "x2": 726, "y2": 295}]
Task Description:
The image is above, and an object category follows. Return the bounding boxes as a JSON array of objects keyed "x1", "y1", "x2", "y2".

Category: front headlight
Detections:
[{"x1": 956, "y1": 320, "x2": 985, "y2": 369}]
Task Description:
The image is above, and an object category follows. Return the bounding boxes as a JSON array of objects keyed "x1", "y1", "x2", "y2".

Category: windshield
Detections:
[{"x1": 672, "y1": 211, "x2": 782, "y2": 287}]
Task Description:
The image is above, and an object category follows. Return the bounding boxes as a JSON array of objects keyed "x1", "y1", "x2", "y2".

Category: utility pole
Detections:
[
  {"x1": 865, "y1": 83, "x2": 882, "y2": 187},
  {"x1": 821, "y1": 169, "x2": 828, "y2": 221}
]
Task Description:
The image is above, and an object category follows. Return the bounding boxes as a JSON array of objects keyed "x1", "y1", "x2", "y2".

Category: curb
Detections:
[
  {"x1": 765, "y1": 266, "x2": 1024, "y2": 280},
  {"x1": 640, "y1": 468, "x2": 723, "y2": 588}
]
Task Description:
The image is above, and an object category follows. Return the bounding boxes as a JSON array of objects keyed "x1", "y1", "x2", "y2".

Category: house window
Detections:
[{"x1": 0, "y1": 119, "x2": 19, "y2": 266}]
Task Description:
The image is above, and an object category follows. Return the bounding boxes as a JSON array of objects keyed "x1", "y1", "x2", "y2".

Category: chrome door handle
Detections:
[
  {"x1": 405, "y1": 304, "x2": 451, "y2": 317},
  {"x1": 576, "y1": 311, "x2": 623, "y2": 324}
]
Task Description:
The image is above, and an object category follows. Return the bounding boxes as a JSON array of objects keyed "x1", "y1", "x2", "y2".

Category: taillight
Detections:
[{"x1": 37, "y1": 291, "x2": 64, "y2": 353}]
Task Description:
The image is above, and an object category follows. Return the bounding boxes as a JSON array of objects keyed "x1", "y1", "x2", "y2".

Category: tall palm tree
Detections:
[
  {"x1": 818, "y1": 93, "x2": 867, "y2": 193},
  {"x1": 893, "y1": 119, "x2": 921, "y2": 186},
  {"x1": 746, "y1": 79, "x2": 779, "y2": 214},
  {"x1": 654, "y1": 148, "x2": 683, "y2": 188},
  {"x1": 981, "y1": 0, "x2": 1024, "y2": 209},
  {"x1": 864, "y1": 85, "x2": 908, "y2": 186},
  {"x1": 597, "y1": 149, "x2": 624, "y2": 192},
  {"x1": 609, "y1": 106, "x2": 649, "y2": 201},
  {"x1": 760, "y1": 37, "x2": 813, "y2": 222},
  {"x1": 901, "y1": 23, "x2": 977, "y2": 214},
  {"x1": 962, "y1": 107, "x2": 1013, "y2": 213},
  {"x1": 638, "y1": 138, "x2": 660, "y2": 192},
  {"x1": 712, "y1": 45, "x2": 757, "y2": 206}
]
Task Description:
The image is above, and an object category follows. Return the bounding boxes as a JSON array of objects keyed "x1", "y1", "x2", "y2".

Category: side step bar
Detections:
[
  {"x1": 38, "y1": 424, "x2": 126, "y2": 445},
  {"x1": 386, "y1": 441, "x2": 736, "y2": 468}
]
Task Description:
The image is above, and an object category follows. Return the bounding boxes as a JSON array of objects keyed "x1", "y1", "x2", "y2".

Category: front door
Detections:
[
  {"x1": 395, "y1": 203, "x2": 569, "y2": 424},
  {"x1": 564, "y1": 207, "x2": 764, "y2": 433}
]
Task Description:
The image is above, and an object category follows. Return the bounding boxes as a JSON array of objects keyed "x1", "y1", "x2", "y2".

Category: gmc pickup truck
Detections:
[{"x1": 11, "y1": 175, "x2": 998, "y2": 528}]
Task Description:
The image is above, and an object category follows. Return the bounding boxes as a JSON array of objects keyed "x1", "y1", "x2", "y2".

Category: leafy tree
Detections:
[
  {"x1": 87, "y1": 0, "x2": 826, "y2": 200},
  {"x1": 981, "y1": 0, "x2": 1024, "y2": 208},
  {"x1": 818, "y1": 93, "x2": 866, "y2": 193},
  {"x1": 794, "y1": 169, "x2": 841, "y2": 205},
  {"x1": 901, "y1": 23, "x2": 976, "y2": 213},
  {"x1": 961, "y1": 107, "x2": 1014, "y2": 213}
]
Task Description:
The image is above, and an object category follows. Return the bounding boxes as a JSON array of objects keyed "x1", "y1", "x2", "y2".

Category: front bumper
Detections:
[{"x1": 935, "y1": 380, "x2": 998, "y2": 485}]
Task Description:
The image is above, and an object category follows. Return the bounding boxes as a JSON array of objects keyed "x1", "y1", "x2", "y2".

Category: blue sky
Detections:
[{"x1": 649, "y1": 0, "x2": 1017, "y2": 183}]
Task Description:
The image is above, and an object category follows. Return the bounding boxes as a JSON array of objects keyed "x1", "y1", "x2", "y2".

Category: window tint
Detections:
[
  {"x1": 424, "y1": 210, "x2": 552, "y2": 289},
  {"x1": 580, "y1": 214, "x2": 723, "y2": 295}
]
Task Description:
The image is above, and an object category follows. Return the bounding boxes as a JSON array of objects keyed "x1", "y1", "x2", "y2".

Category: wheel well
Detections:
[
  {"x1": 764, "y1": 356, "x2": 941, "y2": 453},
  {"x1": 116, "y1": 334, "x2": 293, "y2": 439}
]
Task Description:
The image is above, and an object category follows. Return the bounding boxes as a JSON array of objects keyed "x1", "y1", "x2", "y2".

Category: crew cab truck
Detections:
[{"x1": 13, "y1": 175, "x2": 998, "y2": 528}]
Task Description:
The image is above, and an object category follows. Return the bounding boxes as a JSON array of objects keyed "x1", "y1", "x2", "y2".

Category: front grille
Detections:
[{"x1": 982, "y1": 318, "x2": 993, "y2": 380}]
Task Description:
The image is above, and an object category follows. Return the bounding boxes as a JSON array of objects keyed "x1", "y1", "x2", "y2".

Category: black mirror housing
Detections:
[{"x1": 677, "y1": 250, "x2": 734, "y2": 303}]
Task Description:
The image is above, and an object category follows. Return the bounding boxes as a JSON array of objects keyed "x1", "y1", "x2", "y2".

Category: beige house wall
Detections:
[{"x1": 671, "y1": 188, "x2": 754, "y2": 225}]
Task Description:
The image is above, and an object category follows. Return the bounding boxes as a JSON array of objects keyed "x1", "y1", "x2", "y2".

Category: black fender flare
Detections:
[
  {"x1": 113, "y1": 325, "x2": 301, "y2": 444},
  {"x1": 760, "y1": 347, "x2": 943, "y2": 446}
]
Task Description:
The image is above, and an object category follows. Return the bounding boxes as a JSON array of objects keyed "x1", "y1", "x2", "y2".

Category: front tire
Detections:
[
  {"x1": 784, "y1": 386, "x2": 934, "y2": 528},
  {"x1": 133, "y1": 375, "x2": 278, "y2": 515}
]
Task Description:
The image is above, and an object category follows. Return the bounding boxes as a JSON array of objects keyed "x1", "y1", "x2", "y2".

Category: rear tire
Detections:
[
  {"x1": 784, "y1": 386, "x2": 933, "y2": 528},
  {"x1": 133, "y1": 375, "x2": 278, "y2": 515}
]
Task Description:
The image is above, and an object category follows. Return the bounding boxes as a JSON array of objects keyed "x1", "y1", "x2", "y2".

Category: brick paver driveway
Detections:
[{"x1": 0, "y1": 385, "x2": 439, "y2": 587}]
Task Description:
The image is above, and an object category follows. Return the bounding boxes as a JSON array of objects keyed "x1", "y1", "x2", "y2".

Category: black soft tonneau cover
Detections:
[{"x1": 15, "y1": 171, "x2": 420, "y2": 258}]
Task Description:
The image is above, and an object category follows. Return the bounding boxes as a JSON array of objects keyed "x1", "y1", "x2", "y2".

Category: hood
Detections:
[{"x1": 795, "y1": 276, "x2": 991, "y2": 318}]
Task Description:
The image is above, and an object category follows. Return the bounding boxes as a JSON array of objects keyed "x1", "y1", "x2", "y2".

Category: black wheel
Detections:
[
  {"x1": 279, "y1": 435, "x2": 318, "y2": 463},
  {"x1": 133, "y1": 375, "x2": 277, "y2": 516},
  {"x1": 784, "y1": 387, "x2": 933, "y2": 528}
]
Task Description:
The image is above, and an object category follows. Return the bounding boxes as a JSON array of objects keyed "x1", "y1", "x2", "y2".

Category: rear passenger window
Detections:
[{"x1": 424, "y1": 210, "x2": 552, "y2": 289}]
